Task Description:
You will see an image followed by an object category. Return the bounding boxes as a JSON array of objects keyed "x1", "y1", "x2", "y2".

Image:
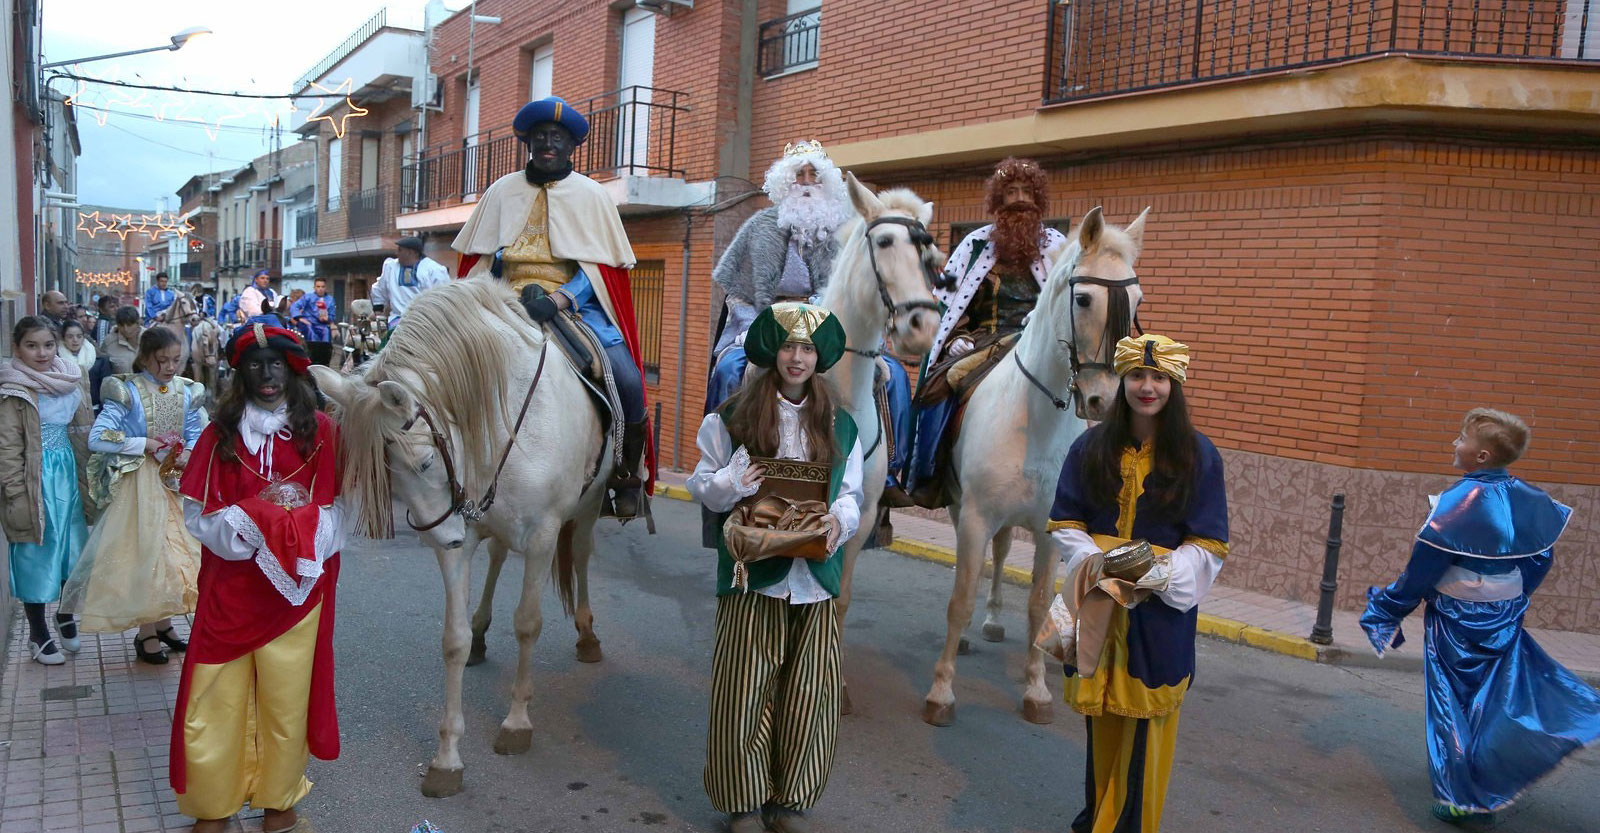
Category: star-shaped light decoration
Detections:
[
  {"x1": 105, "y1": 214, "x2": 135, "y2": 240},
  {"x1": 175, "y1": 96, "x2": 248, "y2": 140},
  {"x1": 76, "y1": 210, "x2": 103, "y2": 238},
  {"x1": 301, "y1": 78, "x2": 368, "y2": 139}
]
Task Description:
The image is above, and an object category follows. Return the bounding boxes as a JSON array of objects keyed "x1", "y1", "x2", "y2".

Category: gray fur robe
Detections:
[{"x1": 712, "y1": 207, "x2": 839, "y2": 310}]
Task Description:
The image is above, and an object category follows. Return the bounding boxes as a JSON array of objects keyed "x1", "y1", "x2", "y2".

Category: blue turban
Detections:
[{"x1": 513, "y1": 96, "x2": 589, "y2": 146}]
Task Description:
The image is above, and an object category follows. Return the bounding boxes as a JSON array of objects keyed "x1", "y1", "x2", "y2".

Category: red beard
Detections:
[{"x1": 992, "y1": 202, "x2": 1043, "y2": 274}]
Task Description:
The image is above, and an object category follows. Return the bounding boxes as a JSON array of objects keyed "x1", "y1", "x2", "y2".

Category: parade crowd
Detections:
[{"x1": 2, "y1": 94, "x2": 1596, "y2": 833}]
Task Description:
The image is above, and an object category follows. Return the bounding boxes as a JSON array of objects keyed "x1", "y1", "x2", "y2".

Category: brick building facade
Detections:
[{"x1": 393, "y1": 1, "x2": 1595, "y2": 630}]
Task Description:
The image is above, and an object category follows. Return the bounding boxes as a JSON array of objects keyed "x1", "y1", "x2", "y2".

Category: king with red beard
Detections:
[{"x1": 903, "y1": 158, "x2": 1069, "y2": 507}]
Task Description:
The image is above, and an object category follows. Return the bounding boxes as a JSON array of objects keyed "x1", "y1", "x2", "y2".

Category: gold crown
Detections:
[{"x1": 783, "y1": 140, "x2": 826, "y2": 158}]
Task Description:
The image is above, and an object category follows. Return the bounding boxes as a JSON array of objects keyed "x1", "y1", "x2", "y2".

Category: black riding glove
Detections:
[
  {"x1": 490, "y1": 247, "x2": 506, "y2": 279},
  {"x1": 526, "y1": 296, "x2": 559, "y2": 323}
]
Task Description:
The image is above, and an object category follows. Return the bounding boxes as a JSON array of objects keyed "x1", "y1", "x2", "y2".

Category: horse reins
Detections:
[
  {"x1": 852, "y1": 215, "x2": 941, "y2": 460},
  {"x1": 406, "y1": 341, "x2": 549, "y2": 532},
  {"x1": 1011, "y1": 272, "x2": 1142, "y2": 412}
]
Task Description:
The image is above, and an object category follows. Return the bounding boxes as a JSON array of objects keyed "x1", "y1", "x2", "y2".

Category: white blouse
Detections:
[{"x1": 687, "y1": 395, "x2": 864, "y2": 604}]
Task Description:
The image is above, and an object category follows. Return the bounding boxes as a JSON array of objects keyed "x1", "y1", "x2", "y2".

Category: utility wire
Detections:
[
  {"x1": 74, "y1": 104, "x2": 293, "y2": 138},
  {"x1": 95, "y1": 119, "x2": 258, "y2": 159},
  {"x1": 50, "y1": 71, "x2": 331, "y2": 99}
]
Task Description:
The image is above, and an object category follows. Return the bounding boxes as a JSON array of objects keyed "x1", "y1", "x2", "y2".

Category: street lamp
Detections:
[{"x1": 42, "y1": 26, "x2": 212, "y2": 69}]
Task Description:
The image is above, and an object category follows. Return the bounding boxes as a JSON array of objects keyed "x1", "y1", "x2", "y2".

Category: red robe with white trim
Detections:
[{"x1": 170, "y1": 411, "x2": 342, "y2": 792}]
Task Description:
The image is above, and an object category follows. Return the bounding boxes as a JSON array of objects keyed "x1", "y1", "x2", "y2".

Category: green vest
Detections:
[{"x1": 714, "y1": 409, "x2": 859, "y2": 598}]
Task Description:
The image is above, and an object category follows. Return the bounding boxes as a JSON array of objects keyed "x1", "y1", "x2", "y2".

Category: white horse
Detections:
[
  {"x1": 189, "y1": 316, "x2": 223, "y2": 401},
  {"x1": 821, "y1": 172, "x2": 943, "y2": 714},
  {"x1": 922, "y1": 206, "x2": 1148, "y2": 727},
  {"x1": 154, "y1": 292, "x2": 197, "y2": 374},
  {"x1": 312, "y1": 277, "x2": 609, "y2": 798}
]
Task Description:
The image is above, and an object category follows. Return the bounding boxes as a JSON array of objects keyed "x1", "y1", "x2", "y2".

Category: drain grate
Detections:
[{"x1": 41, "y1": 684, "x2": 96, "y2": 701}]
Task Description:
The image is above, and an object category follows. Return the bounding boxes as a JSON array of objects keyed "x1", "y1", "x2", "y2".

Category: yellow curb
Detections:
[
  {"x1": 654, "y1": 483, "x2": 693, "y2": 502},
  {"x1": 654, "y1": 486, "x2": 1327, "y2": 664}
]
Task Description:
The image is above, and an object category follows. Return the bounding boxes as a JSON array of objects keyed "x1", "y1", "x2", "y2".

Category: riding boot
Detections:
[{"x1": 609, "y1": 420, "x2": 648, "y2": 519}]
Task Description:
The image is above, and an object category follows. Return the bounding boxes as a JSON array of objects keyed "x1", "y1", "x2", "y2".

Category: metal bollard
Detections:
[{"x1": 1309, "y1": 493, "x2": 1345, "y2": 645}]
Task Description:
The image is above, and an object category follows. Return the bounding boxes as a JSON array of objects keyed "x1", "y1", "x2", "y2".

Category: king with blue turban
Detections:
[{"x1": 451, "y1": 96, "x2": 654, "y2": 517}]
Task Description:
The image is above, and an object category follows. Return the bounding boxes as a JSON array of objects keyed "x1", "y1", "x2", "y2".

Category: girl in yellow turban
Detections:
[{"x1": 1048, "y1": 334, "x2": 1230, "y2": 833}]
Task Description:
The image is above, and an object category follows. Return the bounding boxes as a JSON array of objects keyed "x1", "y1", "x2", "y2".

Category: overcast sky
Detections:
[{"x1": 42, "y1": 1, "x2": 463, "y2": 211}]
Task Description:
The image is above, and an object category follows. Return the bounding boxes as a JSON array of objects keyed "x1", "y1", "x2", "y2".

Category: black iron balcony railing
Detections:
[
  {"x1": 243, "y1": 239, "x2": 282, "y2": 269},
  {"x1": 1046, "y1": 0, "x2": 1599, "y2": 104},
  {"x1": 295, "y1": 210, "x2": 317, "y2": 246},
  {"x1": 348, "y1": 187, "x2": 392, "y2": 236},
  {"x1": 759, "y1": 8, "x2": 822, "y2": 77},
  {"x1": 402, "y1": 86, "x2": 689, "y2": 212}
]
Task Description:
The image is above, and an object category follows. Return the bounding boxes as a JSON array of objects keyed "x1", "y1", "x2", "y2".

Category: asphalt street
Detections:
[{"x1": 300, "y1": 497, "x2": 1599, "y2": 833}]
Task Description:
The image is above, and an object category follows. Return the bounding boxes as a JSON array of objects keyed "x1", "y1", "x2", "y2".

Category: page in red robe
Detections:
[{"x1": 170, "y1": 412, "x2": 342, "y2": 792}]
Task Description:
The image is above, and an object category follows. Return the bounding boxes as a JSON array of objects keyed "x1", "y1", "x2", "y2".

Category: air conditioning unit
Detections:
[
  {"x1": 412, "y1": 73, "x2": 443, "y2": 112},
  {"x1": 637, "y1": 0, "x2": 692, "y2": 14}
]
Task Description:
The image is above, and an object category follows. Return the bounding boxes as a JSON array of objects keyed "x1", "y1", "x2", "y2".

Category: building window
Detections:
[
  {"x1": 327, "y1": 138, "x2": 343, "y2": 210},
  {"x1": 360, "y1": 135, "x2": 380, "y2": 191},
  {"x1": 759, "y1": 3, "x2": 821, "y2": 77},
  {"x1": 530, "y1": 43, "x2": 553, "y2": 100},
  {"x1": 631, "y1": 259, "x2": 665, "y2": 382}
]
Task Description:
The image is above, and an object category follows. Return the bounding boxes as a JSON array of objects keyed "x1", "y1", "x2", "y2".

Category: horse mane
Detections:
[{"x1": 338, "y1": 277, "x2": 539, "y2": 537}]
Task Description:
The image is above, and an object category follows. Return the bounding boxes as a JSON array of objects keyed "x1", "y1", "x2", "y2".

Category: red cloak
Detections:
[{"x1": 170, "y1": 411, "x2": 342, "y2": 793}]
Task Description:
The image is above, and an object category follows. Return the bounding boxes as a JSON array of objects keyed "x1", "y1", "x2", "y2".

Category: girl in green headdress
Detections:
[{"x1": 687, "y1": 302, "x2": 863, "y2": 833}]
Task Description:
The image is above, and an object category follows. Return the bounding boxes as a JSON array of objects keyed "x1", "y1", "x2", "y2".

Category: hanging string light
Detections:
[{"x1": 54, "y1": 69, "x2": 366, "y2": 140}]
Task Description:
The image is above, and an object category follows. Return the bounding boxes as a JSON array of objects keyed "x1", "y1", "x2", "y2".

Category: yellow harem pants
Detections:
[
  {"x1": 704, "y1": 592, "x2": 840, "y2": 814},
  {"x1": 1071, "y1": 710, "x2": 1182, "y2": 833},
  {"x1": 176, "y1": 603, "x2": 321, "y2": 820}
]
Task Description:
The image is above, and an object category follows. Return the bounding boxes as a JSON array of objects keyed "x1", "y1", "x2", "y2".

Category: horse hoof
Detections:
[
  {"x1": 958, "y1": 636, "x2": 972, "y2": 655},
  {"x1": 982, "y1": 622, "x2": 1005, "y2": 643},
  {"x1": 840, "y1": 686, "x2": 854, "y2": 716},
  {"x1": 466, "y1": 632, "x2": 488, "y2": 667},
  {"x1": 922, "y1": 700, "x2": 956, "y2": 727},
  {"x1": 420, "y1": 766, "x2": 464, "y2": 797},
  {"x1": 575, "y1": 637, "x2": 603, "y2": 664},
  {"x1": 1022, "y1": 699, "x2": 1055, "y2": 725},
  {"x1": 493, "y1": 727, "x2": 533, "y2": 755}
]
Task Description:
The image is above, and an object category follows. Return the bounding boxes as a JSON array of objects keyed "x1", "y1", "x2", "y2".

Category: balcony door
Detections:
[
  {"x1": 464, "y1": 76, "x2": 481, "y2": 198},
  {"x1": 616, "y1": 7, "x2": 655, "y2": 175}
]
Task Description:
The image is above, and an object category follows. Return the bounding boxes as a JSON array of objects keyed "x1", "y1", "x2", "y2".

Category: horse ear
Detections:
[
  {"x1": 916, "y1": 200, "x2": 934, "y2": 228},
  {"x1": 1124, "y1": 206, "x2": 1151, "y2": 253},
  {"x1": 845, "y1": 171, "x2": 883, "y2": 221},
  {"x1": 376, "y1": 380, "x2": 416, "y2": 425},
  {"x1": 309, "y1": 366, "x2": 348, "y2": 407},
  {"x1": 1077, "y1": 206, "x2": 1105, "y2": 251}
]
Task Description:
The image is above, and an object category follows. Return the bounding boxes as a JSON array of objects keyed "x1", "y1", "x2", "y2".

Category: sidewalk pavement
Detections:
[
  {"x1": 654, "y1": 471, "x2": 1600, "y2": 684},
  {"x1": 0, "y1": 617, "x2": 260, "y2": 833}
]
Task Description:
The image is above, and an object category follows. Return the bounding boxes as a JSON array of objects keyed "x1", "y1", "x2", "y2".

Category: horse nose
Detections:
[
  {"x1": 910, "y1": 311, "x2": 926, "y2": 331},
  {"x1": 1087, "y1": 395, "x2": 1103, "y2": 415}
]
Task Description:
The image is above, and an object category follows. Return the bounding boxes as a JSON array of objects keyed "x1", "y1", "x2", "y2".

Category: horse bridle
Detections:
[
  {"x1": 405, "y1": 342, "x2": 549, "y2": 532},
  {"x1": 849, "y1": 215, "x2": 942, "y2": 458},
  {"x1": 863, "y1": 216, "x2": 942, "y2": 321},
  {"x1": 1014, "y1": 272, "x2": 1143, "y2": 412}
]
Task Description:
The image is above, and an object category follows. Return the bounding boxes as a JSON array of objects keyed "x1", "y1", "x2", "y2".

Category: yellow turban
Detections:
[{"x1": 1113, "y1": 334, "x2": 1189, "y2": 384}]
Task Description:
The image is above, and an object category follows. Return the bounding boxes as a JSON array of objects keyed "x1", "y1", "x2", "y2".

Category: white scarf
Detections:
[{"x1": 241, "y1": 402, "x2": 291, "y2": 478}]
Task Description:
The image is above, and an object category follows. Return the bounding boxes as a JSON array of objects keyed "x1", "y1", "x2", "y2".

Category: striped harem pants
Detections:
[{"x1": 704, "y1": 591, "x2": 841, "y2": 814}]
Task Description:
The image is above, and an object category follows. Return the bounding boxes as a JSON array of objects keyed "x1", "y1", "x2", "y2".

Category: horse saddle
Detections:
[
  {"x1": 518, "y1": 285, "x2": 624, "y2": 488},
  {"x1": 917, "y1": 332, "x2": 1019, "y2": 407}
]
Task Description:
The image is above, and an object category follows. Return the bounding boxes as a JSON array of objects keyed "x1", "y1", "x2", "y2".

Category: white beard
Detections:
[{"x1": 776, "y1": 185, "x2": 840, "y2": 247}]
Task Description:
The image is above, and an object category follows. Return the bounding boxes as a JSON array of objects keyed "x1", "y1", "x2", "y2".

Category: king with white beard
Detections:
[{"x1": 705, "y1": 141, "x2": 851, "y2": 410}]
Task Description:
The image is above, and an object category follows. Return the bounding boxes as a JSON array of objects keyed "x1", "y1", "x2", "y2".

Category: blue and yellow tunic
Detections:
[{"x1": 1048, "y1": 428, "x2": 1229, "y2": 718}]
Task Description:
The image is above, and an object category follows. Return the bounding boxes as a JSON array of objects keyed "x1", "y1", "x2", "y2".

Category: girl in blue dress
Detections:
[
  {"x1": 1362, "y1": 408, "x2": 1600, "y2": 825},
  {"x1": 0, "y1": 317, "x2": 94, "y2": 665}
]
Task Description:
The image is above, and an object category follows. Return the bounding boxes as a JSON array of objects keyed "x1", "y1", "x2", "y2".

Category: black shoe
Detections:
[
  {"x1": 155, "y1": 626, "x2": 188, "y2": 652},
  {"x1": 609, "y1": 420, "x2": 648, "y2": 519},
  {"x1": 134, "y1": 635, "x2": 169, "y2": 665}
]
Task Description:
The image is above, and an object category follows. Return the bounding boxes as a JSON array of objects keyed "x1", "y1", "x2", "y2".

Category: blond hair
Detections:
[{"x1": 1462, "y1": 407, "x2": 1530, "y2": 467}]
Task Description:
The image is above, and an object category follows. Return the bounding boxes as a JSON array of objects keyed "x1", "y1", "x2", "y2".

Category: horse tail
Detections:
[{"x1": 554, "y1": 520, "x2": 577, "y2": 618}]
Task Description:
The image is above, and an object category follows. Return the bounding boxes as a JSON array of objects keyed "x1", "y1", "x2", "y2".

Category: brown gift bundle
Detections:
[{"x1": 722, "y1": 457, "x2": 833, "y2": 591}]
